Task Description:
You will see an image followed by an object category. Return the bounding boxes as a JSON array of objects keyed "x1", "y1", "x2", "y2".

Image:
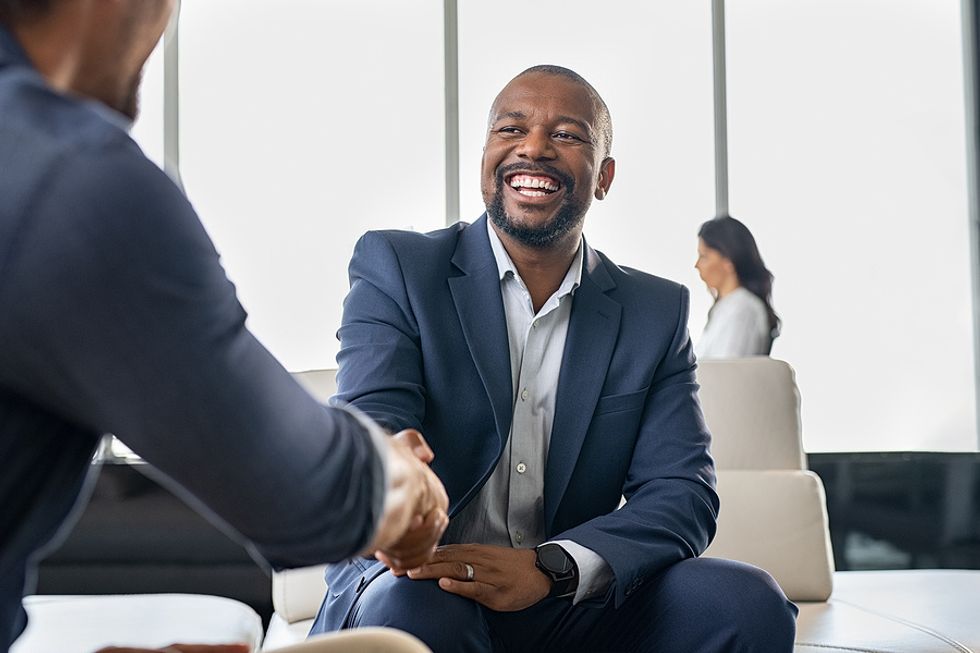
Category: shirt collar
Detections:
[
  {"x1": 82, "y1": 96, "x2": 134, "y2": 132},
  {"x1": 486, "y1": 217, "x2": 584, "y2": 298}
]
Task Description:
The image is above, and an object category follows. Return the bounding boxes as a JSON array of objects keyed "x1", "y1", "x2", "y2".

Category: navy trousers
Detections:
[{"x1": 308, "y1": 557, "x2": 798, "y2": 652}]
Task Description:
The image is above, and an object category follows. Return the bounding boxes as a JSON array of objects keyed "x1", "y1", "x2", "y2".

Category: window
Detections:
[
  {"x1": 726, "y1": 0, "x2": 977, "y2": 451},
  {"x1": 149, "y1": 2, "x2": 979, "y2": 451},
  {"x1": 130, "y1": 38, "x2": 165, "y2": 168},
  {"x1": 178, "y1": 0, "x2": 445, "y2": 371}
]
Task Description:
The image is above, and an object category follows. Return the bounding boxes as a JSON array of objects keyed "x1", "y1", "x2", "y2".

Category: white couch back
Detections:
[
  {"x1": 697, "y1": 358, "x2": 835, "y2": 601},
  {"x1": 696, "y1": 358, "x2": 806, "y2": 470},
  {"x1": 292, "y1": 369, "x2": 338, "y2": 403}
]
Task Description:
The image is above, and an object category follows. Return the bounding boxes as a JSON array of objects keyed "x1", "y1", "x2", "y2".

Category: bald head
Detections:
[{"x1": 491, "y1": 65, "x2": 613, "y2": 159}]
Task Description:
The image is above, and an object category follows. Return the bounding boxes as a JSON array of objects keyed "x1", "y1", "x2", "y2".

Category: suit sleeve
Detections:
[
  {"x1": 553, "y1": 285, "x2": 719, "y2": 608},
  {"x1": 0, "y1": 140, "x2": 385, "y2": 568},
  {"x1": 333, "y1": 231, "x2": 426, "y2": 432}
]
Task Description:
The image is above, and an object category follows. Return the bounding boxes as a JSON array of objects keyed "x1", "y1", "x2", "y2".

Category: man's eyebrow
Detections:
[{"x1": 491, "y1": 111, "x2": 528, "y2": 123}]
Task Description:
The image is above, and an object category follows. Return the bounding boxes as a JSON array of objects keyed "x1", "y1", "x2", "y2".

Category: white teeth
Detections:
[
  {"x1": 517, "y1": 189, "x2": 548, "y2": 197},
  {"x1": 509, "y1": 175, "x2": 559, "y2": 192}
]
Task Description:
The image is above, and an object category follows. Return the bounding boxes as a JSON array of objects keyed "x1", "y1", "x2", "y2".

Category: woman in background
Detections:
[{"x1": 695, "y1": 215, "x2": 780, "y2": 358}]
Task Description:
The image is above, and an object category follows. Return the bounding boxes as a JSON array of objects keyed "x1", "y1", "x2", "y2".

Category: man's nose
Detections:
[{"x1": 517, "y1": 128, "x2": 556, "y2": 160}]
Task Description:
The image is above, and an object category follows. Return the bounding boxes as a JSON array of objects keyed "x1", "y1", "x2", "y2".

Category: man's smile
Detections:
[
  {"x1": 499, "y1": 168, "x2": 570, "y2": 207},
  {"x1": 507, "y1": 173, "x2": 560, "y2": 197}
]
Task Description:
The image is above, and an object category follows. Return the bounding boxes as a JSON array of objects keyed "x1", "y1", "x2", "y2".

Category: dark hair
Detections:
[
  {"x1": 0, "y1": 0, "x2": 55, "y2": 24},
  {"x1": 511, "y1": 64, "x2": 613, "y2": 159},
  {"x1": 698, "y1": 215, "x2": 781, "y2": 342}
]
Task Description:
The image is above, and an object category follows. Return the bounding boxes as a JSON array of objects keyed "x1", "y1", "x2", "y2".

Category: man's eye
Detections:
[
  {"x1": 554, "y1": 132, "x2": 582, "y2": 142},
  {"x1": 498, "y1": 127, "x2": 523, "y2": 135}
]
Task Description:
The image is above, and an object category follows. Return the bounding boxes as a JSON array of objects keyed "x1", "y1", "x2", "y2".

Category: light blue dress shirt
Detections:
[{"x1": 443, "y1": 221, "x2": 615, "y2": 603}]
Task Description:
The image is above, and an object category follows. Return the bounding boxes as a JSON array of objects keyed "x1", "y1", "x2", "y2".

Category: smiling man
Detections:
[{"x1": 309, "y1": 66, "x2": 798, "y2": 652}]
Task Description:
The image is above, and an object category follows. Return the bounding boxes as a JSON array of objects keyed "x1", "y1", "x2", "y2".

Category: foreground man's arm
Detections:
[{"x1": 0, "y1": 136, "x2": 446, "y2": 568}]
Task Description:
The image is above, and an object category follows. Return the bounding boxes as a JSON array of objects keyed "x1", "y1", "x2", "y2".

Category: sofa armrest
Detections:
[{"x1": 703, "y1": 470, "x2": 835, "y2": 601}]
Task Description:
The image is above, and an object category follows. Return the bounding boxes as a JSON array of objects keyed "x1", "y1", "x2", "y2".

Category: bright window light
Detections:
[{"x1": 727, "y1": 0, "x2": 977, "y2": 451}]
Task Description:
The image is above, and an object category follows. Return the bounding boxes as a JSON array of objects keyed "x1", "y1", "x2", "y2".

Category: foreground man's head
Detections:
[{"x1": 0, "y1": 0, "x2": 176, "y2": 119}]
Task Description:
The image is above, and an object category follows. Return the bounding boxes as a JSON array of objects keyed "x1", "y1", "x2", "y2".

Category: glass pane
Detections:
[
  {"x1": 458, "y1": 1, "x2": 716, "y2": 330},
  {"x1": 727, "y1": 0, "x2": 977, "y2": 451},
  {"x1": 178, "y1": 0, "x2": 445, "y2": 371}
]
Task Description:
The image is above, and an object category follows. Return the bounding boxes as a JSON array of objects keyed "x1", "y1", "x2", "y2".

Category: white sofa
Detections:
[
  {"x1": 698, "y1": 358, "x2": 980, "y2": 652},
  {"x1": 268, "y1": 362, "x2": 980, "y2": 652},
  {"x1": 19, "y1": 361, "x2": 980, "y2": 652}
]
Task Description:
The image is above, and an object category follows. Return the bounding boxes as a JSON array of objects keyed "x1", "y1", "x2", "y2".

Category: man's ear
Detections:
[{"x1": 594, "y1": 158, "x2": 616, "y2": 200}]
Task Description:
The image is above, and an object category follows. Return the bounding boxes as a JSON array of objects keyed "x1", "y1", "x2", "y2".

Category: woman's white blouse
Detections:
[{"x1": 696, "y1": 287, "x2": 772, "y2": 359}]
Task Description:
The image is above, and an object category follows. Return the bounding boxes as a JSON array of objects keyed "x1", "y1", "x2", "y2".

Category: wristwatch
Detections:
[{"x1": 534, "y1": 543, "x2": 579, "y2": 599}]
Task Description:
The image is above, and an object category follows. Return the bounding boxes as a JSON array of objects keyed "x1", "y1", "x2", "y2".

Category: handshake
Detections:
[{"x1": 365, "y1": 429, "x2": 449, "y2": 571}]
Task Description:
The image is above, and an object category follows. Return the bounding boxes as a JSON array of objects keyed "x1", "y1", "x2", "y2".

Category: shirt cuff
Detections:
[{"x1": 550, "y1": 539, "x2": 615, "y2": 604}]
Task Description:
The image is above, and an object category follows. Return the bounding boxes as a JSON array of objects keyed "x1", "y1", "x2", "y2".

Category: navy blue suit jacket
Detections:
[{"x1": 328, "y1": 215, "x2": 718, "y2": 613}]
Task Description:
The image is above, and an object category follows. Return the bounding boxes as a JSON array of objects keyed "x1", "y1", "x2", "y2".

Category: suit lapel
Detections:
[
  {"x1": 448, "y1": 216, "x2": 513, "y2": 463},
  {"x1": 545, "y1": 246, "x2": 621, "y2": 531}
]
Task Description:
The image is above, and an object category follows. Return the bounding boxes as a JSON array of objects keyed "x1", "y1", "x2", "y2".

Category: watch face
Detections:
[{"x1": 539, "y1": 544, "x2": 571, "y2": 573}]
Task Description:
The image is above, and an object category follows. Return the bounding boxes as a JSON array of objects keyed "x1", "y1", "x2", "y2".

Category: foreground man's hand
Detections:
[
  {"x1": 365, "y1": 429, "x2": 448, "y2": 570},
  {"x1": 406, "y1": 544, "x2": 552, "y2": 612}
]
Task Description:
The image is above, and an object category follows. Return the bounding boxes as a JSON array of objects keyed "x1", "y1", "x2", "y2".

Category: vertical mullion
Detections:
[
  {"x1": 712, "y1": 0, "x2": 729, "y2": 218},
  {"x1": 961, "y1": 0, "x2": 980, "y2": 449},
  {"x1": 444, "y1": 0, "x2": 460, "y2": 226},
  {"x1": 163, "y1": 4, "x2": 183, "y2": 191}
]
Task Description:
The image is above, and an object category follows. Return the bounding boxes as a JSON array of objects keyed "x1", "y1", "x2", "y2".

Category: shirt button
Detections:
[
  {"x1": 515, "y1": 531, "x2": 524, "y2": 544},
  {"x1": 521, "y1": 389, "x2": 529, "y2": 401},
  {"x1": 516, "y1": 462, "x2": 527, "y2": 474},
  {"x1": 532, "y1": 320, "x2": 539, "y2": 328}
]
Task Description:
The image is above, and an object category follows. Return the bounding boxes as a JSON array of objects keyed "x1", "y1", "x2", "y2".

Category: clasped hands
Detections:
[
  {"x1": 367, "y1": 430, "x2": 551, "y2": 612},
  {"x1": 364, "y1": 429, "x2": 449, "y2": 570}
]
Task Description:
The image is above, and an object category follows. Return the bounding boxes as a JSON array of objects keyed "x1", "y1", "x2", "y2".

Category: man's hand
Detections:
[
  {"x1": 96, "y1": 645, "x2": 249, "y2": 653},
  {"x1": 365, "y1": 430, "x2": 448, "y2": 570},
  {"x1": 406, "y1": 544, "x2": 552, "y2": 612}
]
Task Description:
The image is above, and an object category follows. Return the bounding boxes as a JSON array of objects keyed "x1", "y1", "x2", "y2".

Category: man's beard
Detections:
[{"x1": 487, "y1": 163, "x2": 587, "y2": 249}]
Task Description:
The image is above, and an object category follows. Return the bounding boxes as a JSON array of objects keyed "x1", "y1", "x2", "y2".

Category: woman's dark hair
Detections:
[{"x1": 698, "y1": 215, "x2": 781, "y2": 342}]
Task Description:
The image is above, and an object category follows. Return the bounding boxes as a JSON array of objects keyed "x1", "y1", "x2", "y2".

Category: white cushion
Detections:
[
  {"x1": 696, "y1": 358, "x2": 806, "y2": 470},
  {"x1": 292, "y1": 370, "x2": 337, "y2": 403},
  {"x1": 272, "y1": 566, "x2": 328, "y2": 624},
  {"x1": 796, "y1": 570, "x2": 980, "y2": 652},
  {"x1": 12, "y1": 594, "x2": 262, "y2": 653},
  {"x1": 263, "y1": 614, "x2": 314, "y2": 651},
  {"x1": 703, "y1": 470, "x2": 835, "y2": 601},
  {"x1": 266, "y1": 627, "x2": 428, "y2": 652}
]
